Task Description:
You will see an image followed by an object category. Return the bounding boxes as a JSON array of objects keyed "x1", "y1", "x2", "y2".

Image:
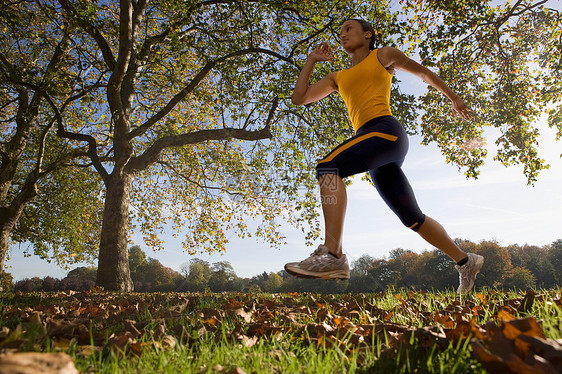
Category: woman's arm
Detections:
[
  {"x1": 292, "y1": 42, "x2": 338, "y2": 106},
  {"x1": 377, "y1": 46, "x2": 472, "y2": 120}
]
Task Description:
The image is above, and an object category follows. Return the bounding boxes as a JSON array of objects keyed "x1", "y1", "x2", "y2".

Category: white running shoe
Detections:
[
  {"x1": 284, "y1": 245, "x2": 350, "y2": 280},
  {"x1": 455, "y1": 252, "x2": 484, "y2": 293}
]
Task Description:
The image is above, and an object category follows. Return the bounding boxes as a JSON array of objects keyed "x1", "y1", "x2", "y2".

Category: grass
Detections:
[{"x1": 1, "y1": 288, "x2": 560, "y2": 373}]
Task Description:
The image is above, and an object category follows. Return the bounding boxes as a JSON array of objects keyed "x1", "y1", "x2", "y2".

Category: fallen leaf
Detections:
[
  {"x1": 227, "y1": 367, "x2": 247, "y2": 374},
  {"x1": 123, "y1": 319, "x2": 141, "y2": 338},
  {"x1": 108, "y1": 331, "x2": 135, "y2": 353},
  {"x1": 0, "y1": 352, "x2": 78, "y2": 374},
  {"x1": 498, "y1": 307, "x2": 517, "y2": 321},
  {"x1": 79, "y1": 345, "x2": 103, "y2": 358},
  {"x1": 241, "y1": 335, "x2": 258, "y2": 348},
  {"x1": 227, "y1": 308, "x2": 252, "y2": 323}
]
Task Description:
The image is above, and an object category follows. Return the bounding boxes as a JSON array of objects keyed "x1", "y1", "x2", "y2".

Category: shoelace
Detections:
[{"x1": 310, "y1": 247, "x2": 325, "y2": 257}]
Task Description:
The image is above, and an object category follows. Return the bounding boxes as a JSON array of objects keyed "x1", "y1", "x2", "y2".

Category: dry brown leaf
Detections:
[
  {"x1": 475, "y1": 293, "x2": 488, "y2": 305},
  {"x1": 433, "y1": 312, "x2": 455, "y2": 328},
  {"x1": 26, "y1": 311, "x2": 43, "y2": 325},
  {"x1": 78, "y1": 345, "x2": 103, "y2": 358},
  {"x1": 200, "y1": 308, "x2": 223, "y2": 320},
  {"x1": 123, "y1": 319, "x2": 141, "y2": 338},
  {"x1": 472, "y1": 317, "x2": 560, "y2": 373},
  {"x1": 108, "y1": 331, "x2": 136, "y2": 353},
  {"x1": 409, "y1": 327, "x2": 449, "y2": 349},
  {"x1": 383, "y1": 311, "x2": 394, "y2": 321},
  {"x1": 224, "y1": 298, "x2": 244, "y2": 310},
  {"x1": 471, "y1": 339, "x2": 520, "y2": 374},
  {"x1": 227, "y1": 308, "x2": 252, "y2": 323},
  {"x1": 505, "y1": 317, "x2": 546, "y2": 340},
  {"x1": 498, "y1": 307, "x2": 517, "y2": 321},
  {"x1": 201, "y1": 317, "x2": 221, "y2": 330},
  {"x1": 0, "y1": 326, "x2": 9, "y2": 341},
  {"x1": 241, "y1": 335, "x2": 258, "y2": 348},
  {"x1": 333, "y1": 316, "x2": 348, "y2": 328},
  {"x1": 517, "y1": 290, "x2": 535, "y2": 313},
  {"x1": 0, "y1": 325, "x2": 25, "y2": 349},
  {"x1": 0, "y1": 352, "x2": 78, "y2": 374},
  {"x1": 153, "y1": 320, "x2": 166, "y2": 339},
  {"x1": 226, "y1": 367, "x2": 247, "y2": 374},
  {"x1": 161, "y1": 335, "x2": 177, "y2": 349},
  {"x1": 517, "y1": 335, "x2": 562, "y2": 372}
]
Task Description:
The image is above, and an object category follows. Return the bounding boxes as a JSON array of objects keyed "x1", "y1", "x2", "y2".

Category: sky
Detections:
[{"x1": 5, "y1": 1, "x2": 562, "y2": 281}]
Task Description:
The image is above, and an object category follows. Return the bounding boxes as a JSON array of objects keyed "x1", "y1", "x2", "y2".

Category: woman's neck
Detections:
[{"x1": 349, "y1": 47, "x2": 372, "y2": 67}]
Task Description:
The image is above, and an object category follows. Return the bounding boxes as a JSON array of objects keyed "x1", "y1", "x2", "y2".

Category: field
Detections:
[{"x1": 0, "y1": 288, "x2": 561, "y2": 373}]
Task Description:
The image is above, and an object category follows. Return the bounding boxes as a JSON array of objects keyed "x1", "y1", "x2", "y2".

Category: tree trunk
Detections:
[
  {"x1": 0, "y1": 208, "x2": 22, "y2": 291},
  {"x1": 96, "y1": 173, "x2": 134, "y2": 291},
  {"x1": 0, "y1": 224, "x2": 11, "y2": 291}
]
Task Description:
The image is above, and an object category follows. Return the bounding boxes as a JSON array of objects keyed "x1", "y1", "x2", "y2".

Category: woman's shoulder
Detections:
[
  {"x1": 327, "y1": 71, "x2": 339, "y2": 87},
  {"x1": 376, "y1": 46, "x2": 402, "y2": 57},
  {"x1": 376, "y1": 47, "x2": 405, "y2": 69}
]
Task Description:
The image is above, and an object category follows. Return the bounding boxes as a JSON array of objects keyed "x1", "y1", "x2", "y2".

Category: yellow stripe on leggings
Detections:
[
  {"x1": 317, "y1": 132, "x2": 398, "y2": 164},
  {"x1": 408, "y1": 222, "x2": 419, "y2": 230}
]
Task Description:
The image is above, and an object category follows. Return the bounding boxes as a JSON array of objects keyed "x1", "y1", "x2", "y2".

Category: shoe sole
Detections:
[{"x1": 284, "y1": 264, "x2": 349, "y2": 280}]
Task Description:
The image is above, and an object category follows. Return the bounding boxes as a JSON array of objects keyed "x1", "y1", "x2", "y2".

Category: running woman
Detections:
[{"x1": 284, "y1": 19, "x2": 484, "y2": 293}]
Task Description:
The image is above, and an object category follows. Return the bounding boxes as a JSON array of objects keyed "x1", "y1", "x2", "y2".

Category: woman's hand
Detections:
[
  {"x1": 451, "y1": 97, "x2": 472, "y2": 121},
  {"x1": 291, "y1": 42, "x2": 337, "y2": 105},
  {"x1": 308, "y1": 42, "x2": 334, "y2": 63}
]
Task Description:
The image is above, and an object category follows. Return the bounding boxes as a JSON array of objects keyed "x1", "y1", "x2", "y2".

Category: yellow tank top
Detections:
[{"x1": 336, "y1": 49, "x2": 393, "y2": 133}]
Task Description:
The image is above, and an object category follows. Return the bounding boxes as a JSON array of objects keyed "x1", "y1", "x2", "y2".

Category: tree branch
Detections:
[
  {"x1": 44, "y1": 94, "x2": 109, "y2": 182},
  {"x1": 34, "y1": 120, "x2": 54, "y2": 175},
  {"x1": 42, "y1": 34, "x2": 72, "y2": 85},
  {"x1": 8, "y1": 145, "x2": 89, "y2": 221},
  {"x1": 132, "y1": 0, "x2": 148, "y2": 42},
  {"x1": 57, "y1": 0, "x2": 116, "y2": 70},
  {"x1": 127, "y1": 47, "x2": 292, "y2": 140},
  {"x1": 157, "y1": 159, "x2": 240, "y2": 195},
  {"x1": 494, "y1": 0, "x2": 548, "y2": 28},
  {"x1": 264, "y1": 96, "x2": 280, "y2": 130},
  {"x1": 113, "y1": 0, "x2": 134, "y2": 87},
  {"x1": 288, "y1": 19, "x2": 335, "y2": 60},
  {"x1": 126, "y1": 126, "x2": 272, "y2": 172}
]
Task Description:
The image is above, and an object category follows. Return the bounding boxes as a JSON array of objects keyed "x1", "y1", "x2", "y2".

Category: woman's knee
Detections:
[
  {"x1": 401, "y1": 214, "x2": 426, "y2": 232},
  {"x1": 315, "y1": 163, "x2": 339, "y2": 180}
]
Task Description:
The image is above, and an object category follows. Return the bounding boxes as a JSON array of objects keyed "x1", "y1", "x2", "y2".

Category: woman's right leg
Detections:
[{"x1": 319, "y1": 174, "x2": 347, "y2": 258}]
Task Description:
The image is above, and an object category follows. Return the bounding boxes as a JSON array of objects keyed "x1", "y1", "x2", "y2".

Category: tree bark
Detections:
[
  {"x1": 0, "y1": 221, "x2": 14, "y2": 290},
  {"x1": 0, "y1": 202, "x2": 27, "y2": 290},
  {"x1": 96, "y1": 173, "x2": 134, "y2": 291}
]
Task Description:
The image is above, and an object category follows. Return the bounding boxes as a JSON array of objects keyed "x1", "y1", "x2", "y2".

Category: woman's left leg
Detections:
[
  {"x1": 370, "y1": 163, "x2": 484, "y2": 292},
  {"x1": 417, "y1": 216, "x2": 467, "y2": 263},
  {"x1": 370, "y1": 163, "x2": 466, "y2": 261}
]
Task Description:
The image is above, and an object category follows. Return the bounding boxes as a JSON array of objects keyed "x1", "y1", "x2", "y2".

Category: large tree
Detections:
[
  {"x1": 28, "y1": 0, "x2": 400, "y2": 291},
  {"x1": 0, "y1": 2, "x2": 104, "y2": 286}
]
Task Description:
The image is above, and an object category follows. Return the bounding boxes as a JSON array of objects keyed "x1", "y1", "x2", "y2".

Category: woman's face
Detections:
[{"x1": 339, "y1": 20, "x2": 371, "y2": 52}]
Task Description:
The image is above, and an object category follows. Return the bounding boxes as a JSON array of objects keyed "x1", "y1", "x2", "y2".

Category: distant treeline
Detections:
[{"x1": 6, "y1": 239, "x2": 562, "y2": 293}]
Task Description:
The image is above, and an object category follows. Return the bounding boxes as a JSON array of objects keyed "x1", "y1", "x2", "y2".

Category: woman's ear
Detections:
[{"x1": 364, "y1": 31, "x2": 372, "y2": 41}]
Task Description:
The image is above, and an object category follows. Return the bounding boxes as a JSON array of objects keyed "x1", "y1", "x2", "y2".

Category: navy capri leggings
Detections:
[{"x1": 316, "y1": 115, "x2": 426, "y2": 231}]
